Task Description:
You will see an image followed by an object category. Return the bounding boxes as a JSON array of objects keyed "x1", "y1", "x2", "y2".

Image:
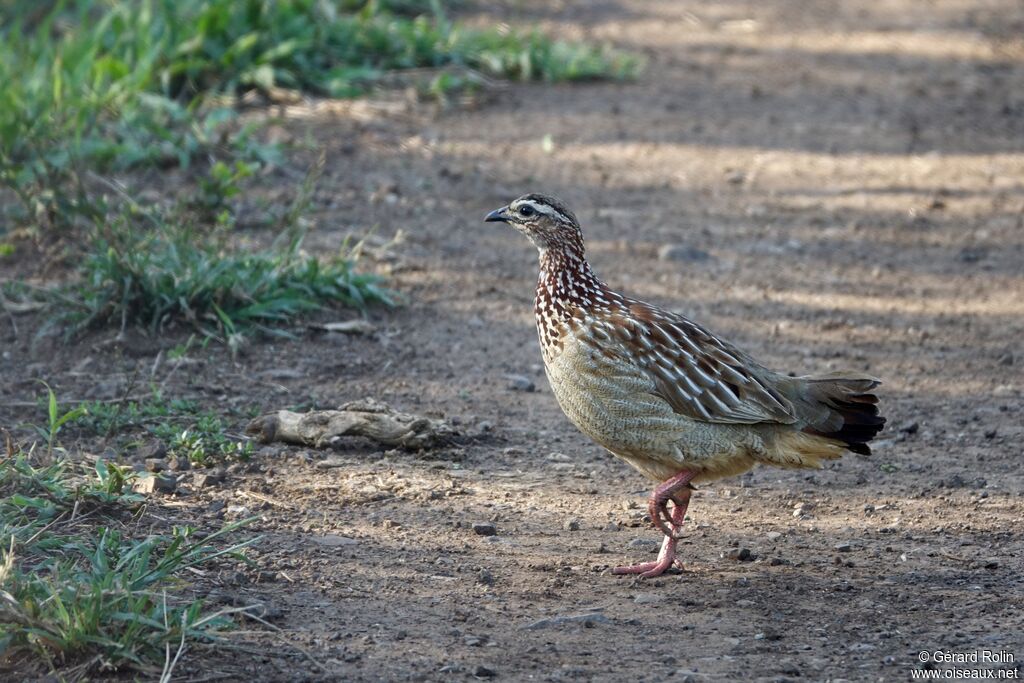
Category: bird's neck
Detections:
[{"x1": 535, "y1": 244, "x2": 605, "y2": 326}]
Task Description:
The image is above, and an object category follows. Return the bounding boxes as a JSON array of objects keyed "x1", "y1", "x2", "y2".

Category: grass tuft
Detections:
[
  {"x1": 0, "y1": 448, "x2": 257, "y2": 671},
  {"x1": 78, "y1": 390, "x2": 257, "y2": 467}
]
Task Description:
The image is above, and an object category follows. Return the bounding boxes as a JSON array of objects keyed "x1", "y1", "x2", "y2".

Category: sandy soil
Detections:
[{"x1": 3, "y1": 1, "x2": 1024, "y2": 681}]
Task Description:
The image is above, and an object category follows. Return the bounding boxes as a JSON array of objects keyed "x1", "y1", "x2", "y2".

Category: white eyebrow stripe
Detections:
[{"x1": 511, "y1": 199, "x2": 572, "y2": 224}]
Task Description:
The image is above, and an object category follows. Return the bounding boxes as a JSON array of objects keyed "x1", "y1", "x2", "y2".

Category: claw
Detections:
[{"x1": 612, "y1": 534, "x2": 683, "y2": 577}]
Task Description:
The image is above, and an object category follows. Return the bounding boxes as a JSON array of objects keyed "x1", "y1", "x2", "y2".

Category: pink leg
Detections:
[
  {"x1": 612, "y1": 470, "x2": 696, "y2": 579},
  {"x1": 612, "y1": 491, "x2": 690, "y2": 577}
]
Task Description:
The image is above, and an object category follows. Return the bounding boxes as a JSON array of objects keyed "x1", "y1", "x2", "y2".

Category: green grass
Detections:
[
  {"x1": 46, "y1": 155, "x2": 395, "y2": 344},
  {"x1": 0, "y1": 0, "x2": 638, "y2": 235},
  {"x1": 0, "y1": 449, "x2": 257, "y2": 673},
  {"x1": 78, "y1": 391, "x2": 256, "y2": 467}
]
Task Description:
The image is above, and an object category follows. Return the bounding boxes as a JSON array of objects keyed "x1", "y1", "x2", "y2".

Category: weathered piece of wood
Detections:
[{"x1": 245, "y1": 398, "x2": 455, "y2": 451}]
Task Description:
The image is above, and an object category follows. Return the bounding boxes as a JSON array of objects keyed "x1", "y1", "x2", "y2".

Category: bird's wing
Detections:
[{"x1": 600, "y1": 300, "x2": 797, "y2": 425}]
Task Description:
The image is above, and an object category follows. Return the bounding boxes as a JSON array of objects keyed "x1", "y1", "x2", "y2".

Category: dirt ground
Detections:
[{"x1": 4, "y1": 0, "x2": 1024, "y2": 681}]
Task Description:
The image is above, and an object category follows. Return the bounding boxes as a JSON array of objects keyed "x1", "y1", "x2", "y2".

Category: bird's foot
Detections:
[{"x1": 612, "y1": 536, "x2": 681, "y2": 578}]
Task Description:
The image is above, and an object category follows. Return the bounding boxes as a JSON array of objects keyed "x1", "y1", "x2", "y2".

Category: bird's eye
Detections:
[{"x1": 518, "y1": 205, "x2": 536, "y2": 217}]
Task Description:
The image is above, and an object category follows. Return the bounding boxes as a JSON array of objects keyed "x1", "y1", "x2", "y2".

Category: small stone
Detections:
[
  {"x1": 945, "y1": 474, "x2": 967, "y2": 488},
  {"x1": 523, "y1": 613, "x2": 610, "y2": 630},
  {"x1": 984, "y1": 428, "x2": 998, "y2": 439},
  {"x1": 315, "y1": 534, "x2": 359, "y2": 547},
  {"x1": 723, "y1": 547, "x2": 754, "y2": 562},
  {"x1": 144, "y1": 458, "x2": 168, "y2": 473},
  {"x1": 725, "y1": 169, "x2": 746, "y2": 184},
  {"x1": 834, "y1": 542, "x2": 853, "y2": 553},
  {"x1": 958, "y1": 246, "x2": 987, "y2": 263},
  {"x1": 168, "y1": 455, "x2": 191, "y2": 471},
  {"x1": 997, "y1": 352, "x2": 1014, "y2": 366},
  {"x1": 473, "y1": 665, "x2": 496, "y2": 678},
  {"x1": 563, "y1": 519, "x2": 581, "y2": 531},
  {"x1": 898, "y1": 421, "x2": 919, "y2": 434},
  {"x1": 192, "y1": 473, "x2": 220, "y2": 488},
  {"x1": 502, "y1": 447, "x2": 525, "y2": 456},
  {"x1": 207, "y1": 500, "x2": 226, "y2": 514},
  {"x1": 476, "y1": 569, "x2": 494, "y2": 586},
  {"x1": 134, "y1": 473, "x2": 177, "y2": 494},
  {"x1": 657, "y1": 244, "x2": 713, "y2": 263},
  {"x1": 766, "y1": 531, "x2": 782, "y2": 541},
  {"x1": 226, "y1": 505, "x2": 250, "y2": 516},
  {"x1": 504, "y1": 374, "x2": 536, "y2": 392},
  {"x1": 137, "y1": 440, "x2": 167, "y2": 461},
  {"x1": 769, "y1": 557, "x2": 788, "y2": 566},
  {"x1": 472, "y1": 522, "x2": 497, "y2": 536},
  {"x1": 633, "y1": 593, "x2": 660, "y2": 605}
]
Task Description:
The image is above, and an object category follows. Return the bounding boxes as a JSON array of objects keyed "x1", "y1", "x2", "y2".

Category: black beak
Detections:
[{"x1": 484, "y1": 206, "x2": 509, "y2": 223}]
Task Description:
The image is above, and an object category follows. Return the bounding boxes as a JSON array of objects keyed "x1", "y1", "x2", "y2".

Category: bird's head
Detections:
[{"x1": 485, "y1": 193, "x2": 583, "y2": 254}]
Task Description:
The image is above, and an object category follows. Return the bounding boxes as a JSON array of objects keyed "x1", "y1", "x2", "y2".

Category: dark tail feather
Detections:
[{"x1": 797, "y1": 374, "x2": 887, "y2": 455}]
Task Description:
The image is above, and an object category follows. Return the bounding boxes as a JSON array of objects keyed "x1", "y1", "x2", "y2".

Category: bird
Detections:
[{"x1": 484, "y1": 193, "x2": 886, "y2": 578}]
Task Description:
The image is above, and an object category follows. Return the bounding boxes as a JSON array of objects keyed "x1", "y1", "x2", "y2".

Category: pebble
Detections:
[
  {"x1": 633, "y1": 593, "x2": 661, "y2": 605},
  {"x1": 472, "y1": 522, "x2": 497, "y2": 536},
  {"x1": 504, "y1": 374, "x2": 536, "y2": 392},
  {"x1": 168, "y1": 455, "x2": 191, "y2": 471},
  {"x1": 563, "y1": 519, "x2": 581, "y2": 531},
  {"x1": 315, "y1": 534, "x2": 359, "y2": 547},
  {"x1": 523, "y1": 613, "x2": 610, "y2": 630},
  {"x1": 192, "y1": 472, "x2": 220, "y2": 488},
  {"x1": 723, "y1": 547, "x2": 755, "y2": 562},
  {"x1": 473, "y1": 665, "x2": 496, "y2": 678},
  {"x1": 144, "y1": 458, "x2": 169, "y2": 473},
  {"x1": 766, "y1": 531, "x2": 782, "y2": 541},
  {"x1": 898, "y1": 420, "x2": 919, "y2": 434},
  {"x1": 834, "y1": 542, "x2": 853, "y2": 553},
  {"x1": 657, "y1": 244, "x2": 713, "y2": 263},
  {"x1": 133, "y1": 473, "x2": 177, "y2": 494},
  {"x1": 137, "y1": 440, "x2": 167, "y2": 461}
]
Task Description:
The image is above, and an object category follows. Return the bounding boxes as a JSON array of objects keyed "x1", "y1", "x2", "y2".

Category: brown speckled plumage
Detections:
[{"x1": 484, "y1": 194, "x2": 886, "y2": 577}]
